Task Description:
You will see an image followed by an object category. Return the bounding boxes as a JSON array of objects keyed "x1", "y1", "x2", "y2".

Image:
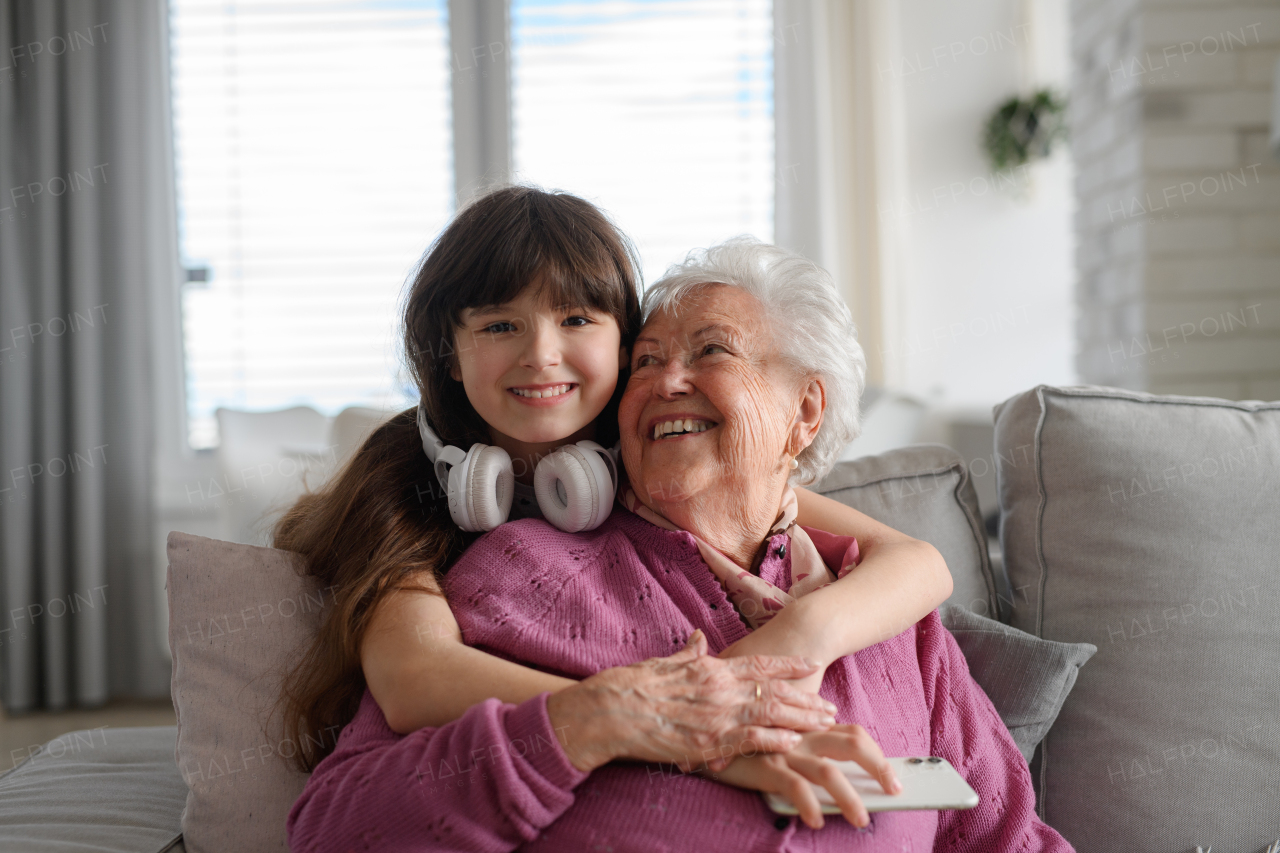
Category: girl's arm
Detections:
[
  {"x1": 361, "y1": 584, "x2": 573, "y2": 734},
  {"x1": 362, "y1": 581, "x2": 834, "y2": 743},
  {"x1": 363, "y1": 489, "x2": 950, "y2": 734},
  {"x1": 719, "y1": 487, "x2": 952, "y2": 692}
]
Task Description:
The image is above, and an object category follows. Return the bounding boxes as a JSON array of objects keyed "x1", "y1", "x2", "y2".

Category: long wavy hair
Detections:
[{"x1": 273, "y1": 186, "x2": 642, "y2": 771}]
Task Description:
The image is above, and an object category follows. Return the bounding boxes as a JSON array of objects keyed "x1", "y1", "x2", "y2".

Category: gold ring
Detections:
[{"x1": 754, "y1": 681, "x2": 762, "y2": 701}]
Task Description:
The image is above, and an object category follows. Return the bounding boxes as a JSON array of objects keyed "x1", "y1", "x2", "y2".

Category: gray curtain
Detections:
[{"x1": 0, "y1": 0, "x2": 175, "y2": 710}]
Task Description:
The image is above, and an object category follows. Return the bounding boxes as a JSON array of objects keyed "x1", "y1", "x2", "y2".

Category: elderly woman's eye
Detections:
[
  {"x1": 634, "y1": 354, "x2": 659, "y2": 368},
  {"x1": 702, "y1": 344, "x2": 728, "y2": 356}
]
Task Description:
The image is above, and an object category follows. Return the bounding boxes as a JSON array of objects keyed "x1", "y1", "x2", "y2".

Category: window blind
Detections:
[
  {"x1": 511, "y1": 0, "x2": 774, "y2": 287},
  {"x1": 169, "y1": 0, "x2": 451, "y2": 448}
]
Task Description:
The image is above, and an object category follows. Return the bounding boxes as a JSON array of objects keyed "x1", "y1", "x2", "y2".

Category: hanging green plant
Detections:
[{"x1": 982, "y1": 88, "x2": 1068, "y2": 172}]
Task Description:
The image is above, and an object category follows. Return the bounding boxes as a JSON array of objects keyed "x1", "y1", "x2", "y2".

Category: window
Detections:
[
  {"x1": 169, "y1": 0, "x2": 774, "y2": 449},
  {"x1": 169, "y1": 0, "x2": 451, "y2": 448},
  {"x1": 512, "y1": 0, "x2": 773, "y2": 283}
]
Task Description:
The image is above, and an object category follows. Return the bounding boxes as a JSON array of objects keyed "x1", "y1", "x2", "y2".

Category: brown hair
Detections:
[{"x1": 273, "y1": 186, "x2": 642, "y2": 771}]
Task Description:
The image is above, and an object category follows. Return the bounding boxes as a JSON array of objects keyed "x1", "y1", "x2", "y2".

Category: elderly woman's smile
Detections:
[
  {"x1": 619, "y1": 284, "x2": 824, "y2": 567},
  {"x1": 650, "y1": 416, "x2": 717, "y2": 440}
]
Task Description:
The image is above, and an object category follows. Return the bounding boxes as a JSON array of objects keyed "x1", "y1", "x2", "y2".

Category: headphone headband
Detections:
[
  {"x1": 417, "y1": 403, "x2": 466, "y2": 494},
  {"x1": 416, "y1": 403, "x2": 443, "y2": 463}
]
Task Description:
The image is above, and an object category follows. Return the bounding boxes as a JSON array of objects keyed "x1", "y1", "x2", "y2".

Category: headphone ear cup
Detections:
[
  {"x1": 579, "y1": 440, "x2": 619, "y2": 494},
  {"x1": 535, "y1": 442, "x2": 616, "y2": 533},
  {"x1": 450, "y1": 444, "x2": 513, "y2": 532},
  {"x1": 445, "y1": 460, "x2": 471, "y2": 531}
]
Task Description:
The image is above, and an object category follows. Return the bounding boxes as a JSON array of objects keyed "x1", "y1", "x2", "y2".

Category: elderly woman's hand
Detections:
[
  {"x1": 545, "y1": 629, "x2": 839, "y2": 774},
  {"x1": 708, "y1": 724, "x2": 901, "y2": 830}
]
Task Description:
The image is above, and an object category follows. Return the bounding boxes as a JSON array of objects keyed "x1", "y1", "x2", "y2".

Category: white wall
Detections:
[
  {"x1": 1070, "y1": 0, "x2": 1280, "y2": 400},
  {"x1": 882, "y1": 0, "x2": 1079, "y2": 408}
]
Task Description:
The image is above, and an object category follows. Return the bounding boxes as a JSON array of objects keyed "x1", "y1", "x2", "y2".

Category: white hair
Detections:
[{"x1": 642, "y1": 236, "x2": 867, "y2": 485}]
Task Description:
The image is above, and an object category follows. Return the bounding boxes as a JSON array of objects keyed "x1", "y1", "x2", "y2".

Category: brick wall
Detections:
[{"x1": 1071, "y1": 0, "x2": 1280, "y2": 399}]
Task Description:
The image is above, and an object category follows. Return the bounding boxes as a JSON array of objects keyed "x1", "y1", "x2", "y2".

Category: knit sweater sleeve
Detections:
[
  {"x1": 287, "y1": 691, "x2": 588, "y2": 853},
  {"x1": 922, "y1": 612, "x2": 1075, "y2": 853}
]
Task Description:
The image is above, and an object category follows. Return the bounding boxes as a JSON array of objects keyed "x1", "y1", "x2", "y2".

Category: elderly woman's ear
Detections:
[{"x1": 786, "y1": 376, "x2": 826, "y2": 464}]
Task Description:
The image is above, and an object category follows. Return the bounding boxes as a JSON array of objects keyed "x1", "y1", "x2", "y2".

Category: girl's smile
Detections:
[{"x1": 507, "y1": 382, "x2": 578, "y2": 403}]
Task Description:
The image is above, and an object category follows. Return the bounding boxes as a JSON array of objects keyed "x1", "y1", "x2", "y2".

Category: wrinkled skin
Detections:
[{"x1": 546, "y1": 629, "x2": 835, "y2": 773}]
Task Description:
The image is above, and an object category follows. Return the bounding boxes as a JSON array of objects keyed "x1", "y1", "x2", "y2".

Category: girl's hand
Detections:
[
  {"x1": 545, "y1": 629, "x2": 838, "y2": 773},
  {"x1": 705, "y1": 725, "x2": 901, "y2": 830}
]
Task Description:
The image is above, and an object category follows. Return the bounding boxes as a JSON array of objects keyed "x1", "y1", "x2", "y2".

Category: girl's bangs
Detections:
[
  {"x1": 530, "y1": 257, "x2": 627, "y2": 316},
  {"x1": 447, "y1": 232, "x2": 630, "y2": 328}
]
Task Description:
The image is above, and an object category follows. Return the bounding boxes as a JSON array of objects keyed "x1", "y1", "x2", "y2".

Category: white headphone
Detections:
[{"x1": 416, "y1": 405, "x2": 619, "y2": 534}]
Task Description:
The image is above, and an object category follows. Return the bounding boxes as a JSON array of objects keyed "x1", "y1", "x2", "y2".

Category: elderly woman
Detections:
[{"x1": 288, "y1": 239, "x2": 1071, "y2": 851}]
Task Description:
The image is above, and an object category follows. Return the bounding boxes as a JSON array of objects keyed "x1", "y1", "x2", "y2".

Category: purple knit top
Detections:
[{"x1": 287, "y1": 507, "x2": 1072, "y2": 852}]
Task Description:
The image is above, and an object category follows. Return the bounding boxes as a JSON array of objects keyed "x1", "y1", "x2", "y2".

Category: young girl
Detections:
[{"x1": 275, "y1": 186, "x2": 953, "y2": 795}]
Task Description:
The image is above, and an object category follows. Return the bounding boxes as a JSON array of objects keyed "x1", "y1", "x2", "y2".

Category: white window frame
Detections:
[
  {"x1": 449, "y1": 0, "x2": 511, "y2": 205},
  {"x1": 774, "y1": 0, "x2": 903, "y2": 390},
  {"x1": 152, "y1": 0, "x2": 831, "y2": 514}
]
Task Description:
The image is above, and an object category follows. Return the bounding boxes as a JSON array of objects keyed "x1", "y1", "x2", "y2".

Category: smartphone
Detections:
[{"x1": 763, "y1": 756, "x2": 979, "y2": 815}]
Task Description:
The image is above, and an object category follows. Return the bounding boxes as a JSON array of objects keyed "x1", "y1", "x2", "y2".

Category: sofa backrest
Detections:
[
  {"x1": 994, "y1": 384, "x2": 1280, "y2": 853},
  {"x1": 814, "y1": 443, "x2": 1000, "y2": 617}
]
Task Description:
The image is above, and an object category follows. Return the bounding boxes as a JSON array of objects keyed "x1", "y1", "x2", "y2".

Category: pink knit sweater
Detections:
[{"x1": 287, "y1": 507, "x2": 1072, "y2": 852}]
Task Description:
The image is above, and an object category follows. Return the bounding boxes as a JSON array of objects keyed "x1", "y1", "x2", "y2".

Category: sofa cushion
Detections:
[
  {"x1": 0, "y1": 726, "x2": 184, "y2": 853},
  {"x1": 814, "y1": 444, "x2": 1001, "y2": 617},
  {"x1": 939, "y1": 605, "x2": 1095, "y2": 762},
  {"x1": 994, "y1": 384, "x2": 1280, "y2": 853},
  {"x1": 167, "y1": 532, "x2": 329, "y2": 853}
]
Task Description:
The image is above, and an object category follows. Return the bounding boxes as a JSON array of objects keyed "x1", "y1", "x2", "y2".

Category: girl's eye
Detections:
[
  {"x1": 483, "y1": 321, "x2": 517, "y2": 334},
  {"x1": 563, "y1": 315, "x2": 591, "y2": 327}
]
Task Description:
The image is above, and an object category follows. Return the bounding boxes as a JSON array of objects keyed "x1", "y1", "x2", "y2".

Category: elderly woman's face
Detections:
[{"x1": 619, "y1": 285, "x2": 812, "y2": 508}]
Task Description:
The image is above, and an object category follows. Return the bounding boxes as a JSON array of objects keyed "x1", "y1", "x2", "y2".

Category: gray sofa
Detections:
[{"x1": 1, "y1": 384, "x2": 1276, "y2": 853}]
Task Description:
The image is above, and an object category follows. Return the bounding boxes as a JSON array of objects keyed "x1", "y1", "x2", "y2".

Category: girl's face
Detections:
[{"x1": 451, "y1": 281, "x2": 626, "y2": 449}]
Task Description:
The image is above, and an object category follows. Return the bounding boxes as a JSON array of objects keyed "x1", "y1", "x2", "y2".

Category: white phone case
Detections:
[{"x1": 763, "y1": 756, "x2": 980, "y2": 815}]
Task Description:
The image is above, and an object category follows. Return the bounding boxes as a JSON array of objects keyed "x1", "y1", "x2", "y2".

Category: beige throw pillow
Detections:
[{"x1": 166, "y1": 531, "x2": 333, "y2": 853}]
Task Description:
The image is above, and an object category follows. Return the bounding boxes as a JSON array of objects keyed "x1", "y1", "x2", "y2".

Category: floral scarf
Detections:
[{"x1": 619, "y1": 486, "x2": 859, "y2": 629}]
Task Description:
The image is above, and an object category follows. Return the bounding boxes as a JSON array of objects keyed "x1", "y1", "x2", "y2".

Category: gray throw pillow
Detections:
[
  {"x1": 814, "y1": 445, "x2": 1002, "y2": 618},
  {"x1": 939, "y1": 605, "x2": 1096, "y2": 762},
  {"x1": 994, "y1": 384, "x2": 1280, "y2": 853}
]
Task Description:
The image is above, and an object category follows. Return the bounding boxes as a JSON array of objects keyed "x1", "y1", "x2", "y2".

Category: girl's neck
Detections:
[{"x1": 488, "y1": 423, "x2": 598, "y2": 485}]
